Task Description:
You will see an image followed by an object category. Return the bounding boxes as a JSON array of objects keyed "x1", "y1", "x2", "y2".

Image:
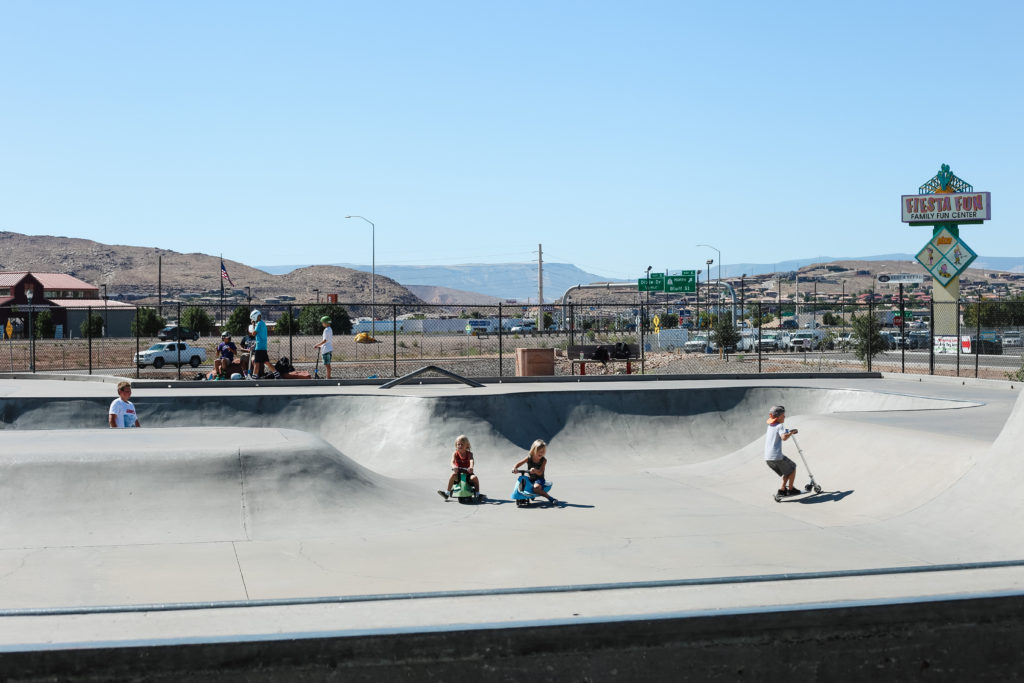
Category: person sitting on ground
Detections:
[
  {"x1": 513, "y1": 439, "x2": 558, "y2": 505},
  {"x1": 438, "y1": 434, "x2": 480, "y2": 500},
  {"x1": 108, "y1": 381, "x2": 140, "y2": 428},
  {"x1": 214, "y1": 331, "x2": 237, "y2": 378},
  {"x1": 764, "y1": 405, "x2": 799, "y2": 496},
  {"x1": 312, "y1": 315, "x2": 333, "y2": 379}
]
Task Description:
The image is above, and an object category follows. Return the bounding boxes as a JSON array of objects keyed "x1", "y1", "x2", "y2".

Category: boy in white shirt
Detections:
[
  {"x1": 108, "y1": 381, "x2": 140, "y2": 428},
  {"x1": 764, "y1": 405, "x2": 798, "y2": 496},
  {"x1": 313, "y1": 316, "x2": 334, "y2": 379}
]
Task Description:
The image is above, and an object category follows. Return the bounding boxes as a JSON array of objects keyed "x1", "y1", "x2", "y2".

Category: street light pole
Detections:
[
  {"x1": 697, "y1": 244, "x2": 721, "y2": 324},
  {"x1": 345, "y1": 215, "x2": 376, "y2": 337},
  {"x1": 705, "y1": 258, "x2": 714, "y2": 334},
  {"x1": 102, "y1": 284, "x2": 108, "y2": 338},
  {"x1": 645, "y1": 265, "x2": 652, "y2": 325},
  {"x1": 26, "y1": 286, "x2": 34, "y2": 372}
]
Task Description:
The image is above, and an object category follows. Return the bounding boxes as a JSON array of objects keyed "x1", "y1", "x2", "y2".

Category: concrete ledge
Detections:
[{"x1": 3, "y1": 593, "x2": 1023, "y2": 681}]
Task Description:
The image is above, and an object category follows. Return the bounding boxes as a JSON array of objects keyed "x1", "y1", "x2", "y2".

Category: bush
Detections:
[
  {"x1": 298, "y1": 304, "x2": 352, "y2": 335},
  {"x1": 275, "y1": 309, "x2": 298, "y2": 335},
  {"x1": 81, "y1": 313, "x2": 104, "y2": 338},
  {"x1": 181, "y1": 307, "x2": 215, "y2": 336},
  {"x1": 225, "y1": 306, "x2": 252, "y2": 337},
  {"x1": 712, "y1": 317, "x2": 741, "y2": 351},
  {"x1": 34, "y1": 310, "x2": 55, "y2": 339},
  {"x1": 131, "y1": 308, "x2": 165, "y2": 337},
  {"x1": 850, "y1": 313, "x2": 885, "y2": 363}
]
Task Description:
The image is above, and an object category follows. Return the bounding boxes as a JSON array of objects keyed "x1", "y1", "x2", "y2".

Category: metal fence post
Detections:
[
  {"x1": 976, "y1": 301, "x2": 981, "y2": 378},
  {"x1": 900, "y1": 283, "x2": 906, "y2": 374},
  {"x1": 867, "y1": 299, "x2": 873, "y2": 373},
  {"x1": 956, "y1": 300, "x2": 961, "y2": 377},
  {"x1": 498, "y1": 302, "x2": 503, "y2": 377},
  {"x1": 87, "y1": 305, "x2": 93, "y2": 375},
  {"x1": 639, "y1": 302, "x2": 645, "y2": 374},
  {"x1": 288, "y1": 304, "x2": 293, "y2": 365},
  {"x1": 177, "y1": 302, "x2": 182, "y2": 381},
  {"x1": 392, "y1": 304, "x2": 398, "y2": 378},
  {"x1": 136, "y1": 307, "x2": 141, "y2": 379},
  {"x1": 757, "y1": 302, "x2": 762, "y2": 373},
  {"x1": 929, "y1": 300, "x2": 934, "y2": 376}
]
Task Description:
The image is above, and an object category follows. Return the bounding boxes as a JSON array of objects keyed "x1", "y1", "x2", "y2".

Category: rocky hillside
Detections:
[{"x1": 0, "y1": 232, "x2": 423, "y2": 305}]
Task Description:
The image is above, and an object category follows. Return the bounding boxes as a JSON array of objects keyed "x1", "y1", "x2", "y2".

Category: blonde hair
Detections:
[
  {"x1": 455, "y1": 434, "x2": 470, "y2": 449},
  {"x1": 529, "y1": 439, "x2": 547, "y2": 458},
  {"x1": 117, "y1": 381, "x2": 132, "y2": 394}
]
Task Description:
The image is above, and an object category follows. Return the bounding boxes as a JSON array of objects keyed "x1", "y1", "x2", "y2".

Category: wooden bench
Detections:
[{"x1": 567, "y1": 344, "x2": 640, "y2": 375}]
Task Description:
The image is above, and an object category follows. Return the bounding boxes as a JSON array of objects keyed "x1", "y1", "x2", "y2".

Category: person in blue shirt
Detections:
[{"x1": 249, "y1": 310, "x2": 278, "y2": 378}]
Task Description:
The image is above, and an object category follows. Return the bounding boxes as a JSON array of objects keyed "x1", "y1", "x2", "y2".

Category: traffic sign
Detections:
[{"x1": 665, "y1": 272, "x2": 696, "y2": 293}]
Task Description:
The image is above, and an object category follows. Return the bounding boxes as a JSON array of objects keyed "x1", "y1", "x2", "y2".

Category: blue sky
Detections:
[{"x1": 1, "y1": 1, "x2": 1020, "y2": 281}]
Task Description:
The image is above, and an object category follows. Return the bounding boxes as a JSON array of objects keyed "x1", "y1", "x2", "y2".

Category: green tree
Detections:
[
  {"x1": 225, "y1": 306, "x2": 252, "y2": 337},
  {"x1": 81, "y1": 313, "x2": 104, "y2": 338},
  {"x1": 850, "y1": 312, "x2": 885, "y2": 363},
  {"x1": 543, "y1": 312, "x2": 553, "y2": 330},
  {"x1": 660, "y1": 313, "x2": 679, "y2": 329},
  {"x1": 822, "y1": 311, "x2": 842, "y2": 326},
  {"x1": 275, "y1": 309, "x2": 298, "y2": 335},
  {"x1": 298, "y1": 304, "x2": 352, "y2": 335},
  {"x1": 711, "y1": 317, "x2": 741, "y2": 352},
  {"x1": 181, "y1": 306, "x2": 215, "y2": 336},
  {"x1": 34, "y1": 309, "x2": 55, "y2": 339},
  {"x1": 751, "y1": 311, "x2": 774, "y2": 328},
  {"x1": 130, "y1": 307, "x2": 165, "y2": 337}
]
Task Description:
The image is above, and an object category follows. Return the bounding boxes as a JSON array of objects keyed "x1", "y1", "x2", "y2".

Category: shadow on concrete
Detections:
[{"x1": 785, "y1": 490, "x2": 855, "y2": 504}]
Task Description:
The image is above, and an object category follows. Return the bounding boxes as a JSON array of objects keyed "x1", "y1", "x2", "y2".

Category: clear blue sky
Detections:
[{"x1": 1, "y1": 1, "x2": 1020, "y2": 280}]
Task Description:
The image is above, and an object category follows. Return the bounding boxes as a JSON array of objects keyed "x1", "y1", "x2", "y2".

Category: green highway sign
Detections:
[
  {"x1": 649, "y1": 273, "x2": 665, "y2": 286},
  {"x1": 666, "y1": 271, "x2": 696, "y2": 293},
  {"x1": 638, "y1": 278, "x2": 654, "y2": 291}
]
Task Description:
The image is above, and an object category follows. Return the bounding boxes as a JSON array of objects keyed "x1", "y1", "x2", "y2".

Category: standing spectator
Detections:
[
  {"x1": 108, "y1": 381, "x2": 140, "y2": 428},
  {"x1": 313, "y1": 315, "x2": 334, "y2": 379},
  {"x1": 250, "y1": 310, "x2": 277, "y2": 378}
]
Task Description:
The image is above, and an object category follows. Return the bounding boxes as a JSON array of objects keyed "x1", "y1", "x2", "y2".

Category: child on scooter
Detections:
[
  {"x1": 438, "y1": 435, "x2": 480, "y2": 500},
  {"x1": 765, "y1": 405, "x2": 799, "y2": 496},
  {"x1": 513, "y1": 439, "x2": 558, "y2": 505}
]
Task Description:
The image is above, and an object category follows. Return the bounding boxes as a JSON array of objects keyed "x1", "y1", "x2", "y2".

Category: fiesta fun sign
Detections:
[{"x1": 902, "y1": 192, "x2": 991, "y2": 224}]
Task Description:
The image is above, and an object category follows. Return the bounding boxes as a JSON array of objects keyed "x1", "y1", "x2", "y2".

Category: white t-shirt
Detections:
[
  {"x1": 109, "y1": 398, "x2": 138, "y2": 428},
  {"x1": 321, "y1": 327, "x2": 333, "y2": 353},
  {"x1": 764, "y1": 423, "x2": 787, "y2": 461}
]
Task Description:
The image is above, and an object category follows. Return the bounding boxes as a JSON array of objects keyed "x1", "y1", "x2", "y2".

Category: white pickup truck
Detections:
[
  {"x1": 135, "y1": 342, "x2": 207, "y2": 369},
  {"x1": 784, "y1": 330, "x2": 824, "y2": 352}
]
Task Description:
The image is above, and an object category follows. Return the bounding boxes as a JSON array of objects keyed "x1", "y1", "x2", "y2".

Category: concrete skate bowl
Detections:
[{"x1": 0, "y1": 427, "x2": 418, "y2": 549}]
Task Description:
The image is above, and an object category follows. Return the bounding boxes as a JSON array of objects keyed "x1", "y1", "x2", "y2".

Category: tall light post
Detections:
[
  {"x1": 705, "y1": 258, "x2": 714, "y2": 335},
  {"x1": 26, "y1": 286, "x2": 34, "y2": 372},
  {"x1": 697, "y1": 244, "x2": 721, "y2": 323},
  {"x1": 313, "y1": 288, "x2": 320, "y2": 304},
  {"x1": 345, "y1": 215, "x2": 375, "y2": 337},
  {"x1": 102, "y1": 284, "x2": 109, "y2": 338},
  {"x1": 645, "y1": 265, "x2": 652, "y2": 323}
]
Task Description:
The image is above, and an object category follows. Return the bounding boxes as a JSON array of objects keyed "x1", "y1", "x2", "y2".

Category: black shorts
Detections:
[
  {"x1": 254, "y1": 350, "x2": 270, "y2": 363},
  {"x1": 766, "y1": 456, "x2": 796, "y2": 477}
]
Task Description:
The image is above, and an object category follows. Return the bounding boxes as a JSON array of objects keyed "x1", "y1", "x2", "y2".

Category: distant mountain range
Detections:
[{"x1": 258, "y1": 254, "x2": 1024, "y2": 302}]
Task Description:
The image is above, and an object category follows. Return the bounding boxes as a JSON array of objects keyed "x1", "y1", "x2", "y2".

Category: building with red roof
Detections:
[{"x1": 0, "y1": 272, "x2": 135, "y2": 339}]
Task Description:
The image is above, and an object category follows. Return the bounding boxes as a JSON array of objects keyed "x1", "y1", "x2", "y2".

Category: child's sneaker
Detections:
[
  {"x1": 777, "y1": 489, "x2": 788, "y2": 496},
  {"x1": 785, "y1": 488, "x2": 801, "y2": 496},
  {"x1": 437, "y1": 490, "x2": 449, "y2": 501}
]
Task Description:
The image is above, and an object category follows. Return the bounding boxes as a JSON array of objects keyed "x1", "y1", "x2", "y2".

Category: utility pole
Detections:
[
  {"x1": 537, "y1": 244, "x2": 543, "y2": 330},
  {"x1": 157, "y1": 254, "x2": 162, "y2": 313}
]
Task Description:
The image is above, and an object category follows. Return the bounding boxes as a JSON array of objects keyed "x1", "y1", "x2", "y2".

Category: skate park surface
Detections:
[{"x1": 0, "y1": 373, "x2": 1022, "y2": 653}]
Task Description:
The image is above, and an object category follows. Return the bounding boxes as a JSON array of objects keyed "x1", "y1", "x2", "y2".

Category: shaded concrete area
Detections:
[{"x1": 0, "y1": 375, "x2": 1021, "y2": 675}]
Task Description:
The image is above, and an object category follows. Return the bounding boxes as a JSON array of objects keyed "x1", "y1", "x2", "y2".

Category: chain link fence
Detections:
[{"x1": 2, "y1": 300, "x2": 1022, "y2": 381}]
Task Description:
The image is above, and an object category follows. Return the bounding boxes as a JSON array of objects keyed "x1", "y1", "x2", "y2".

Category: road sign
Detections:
[
  {"x1": 638, "y1": 278, "x2": 654, "y2": 292},
  {"x1": 877, "y1": 273, "x2": 924, "y2": 284},
  {"x1": 665, "y1": 272, "x2": 696, "y2": 293}
]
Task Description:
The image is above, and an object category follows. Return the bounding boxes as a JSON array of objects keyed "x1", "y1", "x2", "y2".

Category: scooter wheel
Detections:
[
  {"x1": 516, "y1": 500, "x2": 525, "y2": 508},
  {"x1": 773, "y1": 494, "x2": 782, "y2": 503},
  {"x1": 804, "y1": 483, "x2": 813, "y2": 492},
  {"x1": 813, "y1": 484, "x2": 822, "y2": 494}
]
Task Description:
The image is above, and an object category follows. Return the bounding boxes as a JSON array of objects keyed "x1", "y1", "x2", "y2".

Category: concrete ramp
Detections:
[
  {"x1": 0, "y1": 428, "x2": 407, "y2": 548},
  {"x1": 652, "y1": 412, "x2": 988, "y2": 527}
]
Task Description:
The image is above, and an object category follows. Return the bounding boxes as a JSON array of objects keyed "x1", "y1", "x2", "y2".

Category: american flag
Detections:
[{"x1": 221, "y1": 259, "x2": 235, "y2": 287}]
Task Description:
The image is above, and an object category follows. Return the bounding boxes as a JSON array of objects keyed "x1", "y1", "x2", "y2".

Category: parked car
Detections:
[
  {"x1": 684, "y1": 334, "x2": 710, "y2": 353},
  {"x1": 837, "y1": 332, "x2": 856, "y2": 350},
  {"x1": 135, "y1": 342, "x2": 207, "y2": 369},
  {"x1": 908, "y1": 331, "x2": 930, "y2": 349},
  {"x1": 786, "y1": 331, "x2": 822, "y2": 352},
  {"x1": 756, "y1": 334, "x2": 779, "y2": 351},
  {"x1": 157, "y1": 325, "x2": 200, "y2": 341},
  {"x1": 1002, "y1": 331, "x2": 1022, "y2": 347},
  {"x1": 780, "y1": 319, "x2": 798, "y2": 329},
  {"x1": 510, "y1": 321, "x2": 537, "y2": 333},
  {"x1": 967, "y1": 338, "x2": 1003, "y2": 355},
  {"x1": 892, "y1": 335, "x2": 912, "y2": 350}
]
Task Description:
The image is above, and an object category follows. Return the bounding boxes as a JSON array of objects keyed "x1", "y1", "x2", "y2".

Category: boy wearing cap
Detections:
[
  {"x1": 214, "y1": 331, "x2": 237, "y2": 379},
  {"x1": 313, "y1": 315, "x2": 333, "y2": 379},
  {"x1": 765, "y1": 405, "x2": 799, "y2": 496}
]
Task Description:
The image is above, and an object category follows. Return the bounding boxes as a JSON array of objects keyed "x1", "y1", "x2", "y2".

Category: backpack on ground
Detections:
[{"x1": 275, "y1": 357, "x2": 294, "y2": 374}]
